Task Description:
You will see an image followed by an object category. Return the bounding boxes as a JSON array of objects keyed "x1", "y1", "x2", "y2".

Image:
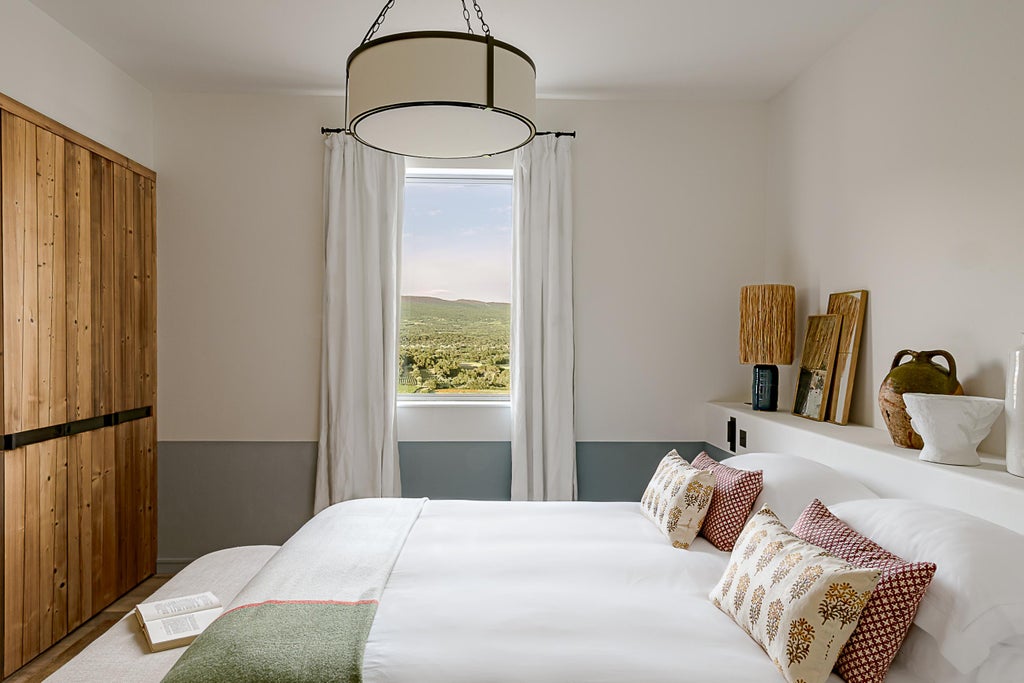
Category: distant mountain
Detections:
[
  {"x1": 402, "y1": 295, "x2": 509, "y2": 309},
  {"x1": 401, "y1": 296, "x2": 510, "y2": 329}
]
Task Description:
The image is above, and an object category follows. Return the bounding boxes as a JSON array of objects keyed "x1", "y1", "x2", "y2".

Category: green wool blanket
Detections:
[{"x1": 161, "y1": 498, "x2": 426, "y2": 683}]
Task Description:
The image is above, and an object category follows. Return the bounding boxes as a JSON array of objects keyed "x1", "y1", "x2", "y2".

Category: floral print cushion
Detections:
[
  {"x1": 639, "y1": 451, "x2": 716, "y2": 549},
  {"x1": 710, "y1": 506, "x2": 881, "y2": 683}
]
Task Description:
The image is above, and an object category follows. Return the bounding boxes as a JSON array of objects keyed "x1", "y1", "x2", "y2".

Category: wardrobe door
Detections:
[
  {"x1": 66, "y1": 426, "x2": 117, "y2": 632},
  {"x1": 65, "y1": 145, "x2": 119, "y2": 631},
  {"x1": 1, "y1": 113, "x2": 72, "y2": 675},
  {"x1": 115, "y1": 171, "x2": 156, "y2": 595}
]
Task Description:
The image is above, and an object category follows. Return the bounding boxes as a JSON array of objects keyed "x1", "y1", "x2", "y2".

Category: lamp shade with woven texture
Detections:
[{"x1": 739, "y1": 285, "x2": 795, "y2": 365}]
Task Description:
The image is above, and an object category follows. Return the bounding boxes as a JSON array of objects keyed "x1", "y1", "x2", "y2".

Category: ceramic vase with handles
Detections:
[
  {"x1": 878, "y1": 349, "x2": 963, "y2": 449},
  {"x1": 1007, "y1": 334, "x2": 1024, "y2": 477}
]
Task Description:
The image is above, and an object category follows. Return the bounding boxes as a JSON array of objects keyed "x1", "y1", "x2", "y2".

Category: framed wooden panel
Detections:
[
  {"x1": 826, "y1": 290, "x2": 868, "y2": 425},
  {"x1": 793, "y1": 314, "x2": 842, "y2": 422}
]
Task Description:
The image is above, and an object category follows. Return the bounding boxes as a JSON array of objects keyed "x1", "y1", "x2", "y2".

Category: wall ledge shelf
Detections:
[{"x1": 704, "y1": 401, "x2": 1024, "y2": 533}]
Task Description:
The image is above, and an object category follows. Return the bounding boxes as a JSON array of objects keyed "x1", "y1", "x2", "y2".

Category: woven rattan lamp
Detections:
[{"x1": 740, "y1": 285, "x2": 795, "y2": 411}]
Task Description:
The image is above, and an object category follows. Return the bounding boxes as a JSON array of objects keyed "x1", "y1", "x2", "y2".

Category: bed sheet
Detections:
[{"x1": 365, "y1": 500, "x2": 922, "y2": 683}]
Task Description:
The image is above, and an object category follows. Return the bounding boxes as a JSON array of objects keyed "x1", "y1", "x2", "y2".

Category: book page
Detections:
[
  {"x1": 137, "y1": 592, "x2": 221, "y2": 624},
  {"x1": 149, "y1": 607, "x2": 223, "y2": 645}
]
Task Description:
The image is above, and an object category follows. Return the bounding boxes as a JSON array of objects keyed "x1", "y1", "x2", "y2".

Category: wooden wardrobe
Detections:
[{"x1": 0, "y1": 93, "x2": 157, "y2": 677}]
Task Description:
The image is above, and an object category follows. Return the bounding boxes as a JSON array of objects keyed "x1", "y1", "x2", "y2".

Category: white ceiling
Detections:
[{"x1": 30, "y1": 0, "x2": 882, "y2": 100}]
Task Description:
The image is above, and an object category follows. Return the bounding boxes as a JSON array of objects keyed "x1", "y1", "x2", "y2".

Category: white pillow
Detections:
[
  {"x1": 829, "y1": 498, "x2": 1024, "y2": 674},
  {"x1": 720, "y1": 453, "x2": 877, "y2": 526},
  {"x1": 892, "y1": 626, "x2": 1024, "y2": 683}
]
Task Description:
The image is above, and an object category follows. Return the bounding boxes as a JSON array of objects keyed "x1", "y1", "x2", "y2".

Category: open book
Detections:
[{"x1": 135, "y1": 592, "x2": 224, "y2": 652}]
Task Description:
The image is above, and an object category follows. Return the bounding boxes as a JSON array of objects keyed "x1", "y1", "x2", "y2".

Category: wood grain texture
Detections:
[
  {"x1": 2, "y1": 112, "x2": 27, "y2": 435},
  {"x1": 99, "y1": 159, "x2": 115, "y2": 416},
  {"x1": 66, "y1": 433, "x2": 91, "y2": 632},
  {"x1": 0, "y1": 92, "x2": 155, "y2": 182},
  {"x1": 53, "y1": 438, "x2": 68, "y2": 643},
  {"x1": 3, "y1": 447, "x2": 25, "y2": 677},
  {"x1": 1, "y1": 95, "x2": 157, "y2": 678},
  {"x1": 3, "y1": 575, "x2": 169, "y2": 683}
]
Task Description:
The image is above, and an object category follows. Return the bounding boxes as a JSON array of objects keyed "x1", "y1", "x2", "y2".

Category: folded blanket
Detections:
[{"x1": 162, "y1": 497, "x2": 426, "y2": 683}]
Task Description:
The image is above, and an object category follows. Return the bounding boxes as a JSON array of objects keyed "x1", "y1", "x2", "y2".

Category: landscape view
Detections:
[
  {"x1": 399, "y1": 296, "x2": 510, "y2": 394},
  {"x1": 400, "y1": 174, "x2": 513, "y2": 395}
]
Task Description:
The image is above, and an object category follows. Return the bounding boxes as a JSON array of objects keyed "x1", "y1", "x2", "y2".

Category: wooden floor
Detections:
[{"x1": 2, "y1": 575, "x2": 170, "y2": 683}]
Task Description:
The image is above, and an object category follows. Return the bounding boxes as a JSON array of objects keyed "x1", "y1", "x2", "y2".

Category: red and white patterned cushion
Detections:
[
  {"x1": 792, "y1": 499, "x2": 937, "y2": 683},
  {"x1": 692, "y1": 452, "x2": 763, "y2": 551}
]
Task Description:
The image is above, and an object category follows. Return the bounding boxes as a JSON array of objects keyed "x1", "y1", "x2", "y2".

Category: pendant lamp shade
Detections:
[{"x1": 346, "y1": 32, "x2": 536, "y2": 158}]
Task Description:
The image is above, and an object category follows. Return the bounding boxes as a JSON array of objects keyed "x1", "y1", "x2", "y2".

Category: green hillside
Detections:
[{"x1": 399, "y1": 296, "x2": 510, "y2": 394}]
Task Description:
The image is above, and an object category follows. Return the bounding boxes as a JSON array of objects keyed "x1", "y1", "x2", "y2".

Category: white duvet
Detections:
[
  {"x1": 364, "y1": 500, "x2": 922, "y2": 683},
  {"x1": 49, "y1": 499, "x2": 927, "y2": 682}
]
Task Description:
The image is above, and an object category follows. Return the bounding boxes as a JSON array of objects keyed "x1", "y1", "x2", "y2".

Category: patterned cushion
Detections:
[
  {"x1": 792, "y1": 499, "x2": 937, "y2": 683},
  {"x1": 692, "y1": 452, "x2": 763, "y2": 551},
  {"x1": 710, "y1": 506, "x2": 881, "y2": 683},
  {"x1": 640, "y1": 451, "x2": 716, "y2": 549}
]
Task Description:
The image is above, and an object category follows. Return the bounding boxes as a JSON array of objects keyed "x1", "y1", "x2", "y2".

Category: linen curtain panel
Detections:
[
  {"x1": 315, "y1": 134, "x2": 405, "y2": 513},
  {"x1": 511, "y1": 135, "x2": 576, "y2": 501}
]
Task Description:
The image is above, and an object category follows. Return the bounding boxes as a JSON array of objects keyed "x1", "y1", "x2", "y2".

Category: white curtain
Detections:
[
  {"x1": 511, "y1": 135, "x2": 576, "y2": 501},
  {"x1": 315, "y1": 134, "x2": 405, "y2": 513}
]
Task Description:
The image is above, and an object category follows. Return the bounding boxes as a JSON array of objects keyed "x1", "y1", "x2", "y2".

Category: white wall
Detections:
[
  {"x1": 154, "y1": 93, "x2": 338, "y2": 441},
  {"x1": 766, "y1": 0, "x2": 1024, "y2": 454},
  {"x1": 155, "y1": 94, "x2": 768, "y2": 442},
  {"x1": 0, "y1": 0, "x2": 154, "y2": 167}
]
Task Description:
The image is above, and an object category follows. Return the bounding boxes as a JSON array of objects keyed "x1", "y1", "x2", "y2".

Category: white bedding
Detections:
[
  {"x1": 365, "y1": 500, "x2": 923, "y2": 683},
  {"x1": 49, "y1": 500, "x2": 927, "y2": 683}
]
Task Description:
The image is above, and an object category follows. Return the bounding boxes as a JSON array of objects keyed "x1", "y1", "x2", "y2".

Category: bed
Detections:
[{"x1": 46, "y1": 453, "x2": 1024, "y2": 683}]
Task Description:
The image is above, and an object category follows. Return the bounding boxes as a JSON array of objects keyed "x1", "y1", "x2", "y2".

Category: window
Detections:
[{"x1": 399, "y1": 169, "x2": 513, "y2": 398}]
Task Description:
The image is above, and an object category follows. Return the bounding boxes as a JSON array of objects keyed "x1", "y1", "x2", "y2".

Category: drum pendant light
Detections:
[{"x1": 345, "y1": 0, "x2": 536, "y2": 158}]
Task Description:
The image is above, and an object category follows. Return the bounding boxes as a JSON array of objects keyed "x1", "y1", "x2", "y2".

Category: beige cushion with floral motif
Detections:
[
  {"x1": 639, "y1": 451, "x2": 715, "y2": 549},
  {"x1": 709, "y1": 506, "x2": 881, "y2": 683}
]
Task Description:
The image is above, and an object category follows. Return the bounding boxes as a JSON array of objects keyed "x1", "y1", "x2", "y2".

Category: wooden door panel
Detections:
[
  {"x1": 3, "y1": 448, "x2": 26, "y2": 677},
  {"x1": 65, "y1": 141, "x2": 96, "y2": 422},
  {"x1": 35, "y1": 128, "x2": 67, "y2": 431},
  {"x1": 2, "y1": 111, "x2": 29, "y2": 435},
  {"x1": 98, "y1": 159, "x2": 116, "y2": 416},
  {"x1": 65, "y1": 432, "x2": 91, "y2": 631}
]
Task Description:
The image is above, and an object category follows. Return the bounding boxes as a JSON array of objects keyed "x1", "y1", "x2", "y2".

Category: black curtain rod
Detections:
[{"x1": 319, "y1": 127, "x2": 575, "y2": 138}]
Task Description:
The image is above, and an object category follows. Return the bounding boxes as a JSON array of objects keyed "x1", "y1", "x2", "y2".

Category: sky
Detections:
[{"x1": 401, "y1": 180, "x2": 513, "y2": 304}]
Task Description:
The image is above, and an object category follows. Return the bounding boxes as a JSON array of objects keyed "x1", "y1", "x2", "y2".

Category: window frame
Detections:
[{"x1": 398, "y1": 167, "x2": 514, "y2": 404}]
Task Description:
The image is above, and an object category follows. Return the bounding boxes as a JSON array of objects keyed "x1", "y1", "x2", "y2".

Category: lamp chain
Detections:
[
  {"x1": 361, "y1": 0, "x2": 490, "y2": 44},
  {"x1": 472, "y1": 0, "x2": 491, "y2": 36},
  {"x1": 361, "y1": 0, "x2": 396, "y2": 44}
]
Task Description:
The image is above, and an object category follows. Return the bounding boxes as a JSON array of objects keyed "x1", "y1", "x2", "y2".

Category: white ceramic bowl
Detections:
[{"x1": 902, "y1": 393, "x2": 1003, "y2": 466}]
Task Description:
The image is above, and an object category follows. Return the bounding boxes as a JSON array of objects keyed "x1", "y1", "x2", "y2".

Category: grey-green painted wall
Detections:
[{"x1": 157, "y1": 440, "x2": 723, "y2": 572}]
